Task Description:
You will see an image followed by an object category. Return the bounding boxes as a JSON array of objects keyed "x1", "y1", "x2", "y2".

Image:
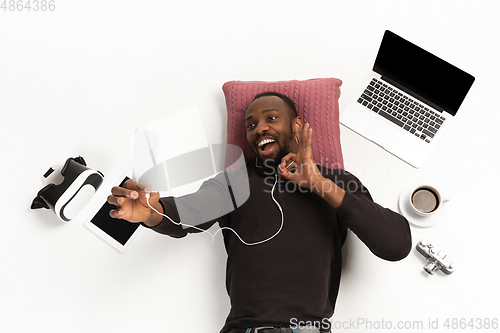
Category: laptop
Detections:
[{"x1": 340, "y1": 30, "x2": 475, "y2": 168}]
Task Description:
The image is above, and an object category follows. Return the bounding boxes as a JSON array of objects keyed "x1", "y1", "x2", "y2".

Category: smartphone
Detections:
[{"x1": 84, "y1": 169, "x2": 142, "y2": 252}]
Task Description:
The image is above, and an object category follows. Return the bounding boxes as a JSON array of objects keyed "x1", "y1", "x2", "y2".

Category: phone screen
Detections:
[{"x1": 89, "y1": 177, "x2": 140, "y2": 246}]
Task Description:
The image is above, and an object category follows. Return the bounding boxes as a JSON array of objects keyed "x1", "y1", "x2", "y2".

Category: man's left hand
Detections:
[
  {"x1": 278, "y1": 123, "x2": 325, "y2": 190},
  {"x1": 279, "y1": 122, "x2": 345, "y2": 208}
]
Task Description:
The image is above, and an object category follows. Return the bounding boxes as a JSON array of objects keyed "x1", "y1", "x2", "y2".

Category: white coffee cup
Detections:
[{"x1": 409, "y1": 185, "x2": 449, "y2": 216}]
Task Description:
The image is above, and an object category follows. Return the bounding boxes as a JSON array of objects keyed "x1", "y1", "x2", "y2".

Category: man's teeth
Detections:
[{"x1": 258, "y1": 138, "x2": 275, "y2": 147}]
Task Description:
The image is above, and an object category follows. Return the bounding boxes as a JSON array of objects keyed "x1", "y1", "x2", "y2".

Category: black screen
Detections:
[
  {"x1": 373, "y1": 30, "x2": 475, "y2": 115},
  {"x1": 90, "y1": 177, "x2": 140, "y2": 246}
]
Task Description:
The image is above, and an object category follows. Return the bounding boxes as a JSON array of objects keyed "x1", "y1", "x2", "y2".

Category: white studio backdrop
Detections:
[{"x1": 1, "y1": 1, "x2": 499, "y2": 332}]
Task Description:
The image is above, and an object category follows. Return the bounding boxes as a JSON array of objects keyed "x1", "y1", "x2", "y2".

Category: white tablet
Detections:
[{"x1": 84, "y1": 169, "x2": 142, "y2": 252}]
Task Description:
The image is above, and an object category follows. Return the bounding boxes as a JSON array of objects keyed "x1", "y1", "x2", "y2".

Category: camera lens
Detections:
[{"x1": 424, "y1": 261, "x2": 439, "y2": 275}]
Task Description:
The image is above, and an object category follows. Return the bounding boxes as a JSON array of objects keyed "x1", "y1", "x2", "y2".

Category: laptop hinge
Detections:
[{"x1": 381, "y1": 76, "x2": 445, "y2": 113}]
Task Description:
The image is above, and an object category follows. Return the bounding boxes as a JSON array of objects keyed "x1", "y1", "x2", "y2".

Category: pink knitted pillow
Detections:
[{"x1": 222, "y1": 78, "x2": 344, "y2": 170}]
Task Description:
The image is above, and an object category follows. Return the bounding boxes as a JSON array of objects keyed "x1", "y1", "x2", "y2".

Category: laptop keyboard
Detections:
[{"x1": 357, "y1": 78, "x2": 446, "y2": 143}]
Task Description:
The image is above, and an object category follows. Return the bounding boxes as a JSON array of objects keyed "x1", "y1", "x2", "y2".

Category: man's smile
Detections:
[{"x1": 256, "y1": 136, "x2": 277, "y2": 157}]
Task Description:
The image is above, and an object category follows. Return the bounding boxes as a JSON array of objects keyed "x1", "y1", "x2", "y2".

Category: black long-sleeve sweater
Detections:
[{"x1": 146, "y1": 163, "x2": 412, "y2": 332}]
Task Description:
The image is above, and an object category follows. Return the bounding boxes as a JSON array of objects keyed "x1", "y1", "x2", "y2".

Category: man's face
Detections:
[{"x1": 245, "y1": 96, "x2": 296, "y2": 165}]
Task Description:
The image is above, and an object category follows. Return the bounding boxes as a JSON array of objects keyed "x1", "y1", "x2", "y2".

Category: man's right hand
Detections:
[{"x1": 107, "y1": 179, "x2": 163, "y2": 227}]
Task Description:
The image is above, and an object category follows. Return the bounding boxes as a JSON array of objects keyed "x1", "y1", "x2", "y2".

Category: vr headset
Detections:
[{"x1": 31, "y1": 156, "x2": 104, "y2": 222}]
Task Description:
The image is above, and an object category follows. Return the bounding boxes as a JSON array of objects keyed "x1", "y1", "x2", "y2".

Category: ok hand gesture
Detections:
[{"x1": 278, "y1": 123, "x2": 324, "y2": 191}]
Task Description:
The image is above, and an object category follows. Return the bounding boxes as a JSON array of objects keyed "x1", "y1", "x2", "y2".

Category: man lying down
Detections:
[{"x1": 108, "y1": 92, "x2": 412, "y2": 333}]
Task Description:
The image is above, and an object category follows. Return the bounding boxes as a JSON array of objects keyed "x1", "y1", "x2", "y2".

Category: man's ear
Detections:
[{"x1": 294, "y1": 116, "x2": 303, "y2": 133}]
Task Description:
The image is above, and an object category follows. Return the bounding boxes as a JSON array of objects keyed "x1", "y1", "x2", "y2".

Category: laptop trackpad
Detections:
[{"x1": 365, "y1": 118, "x2": 404, "y2": 150}]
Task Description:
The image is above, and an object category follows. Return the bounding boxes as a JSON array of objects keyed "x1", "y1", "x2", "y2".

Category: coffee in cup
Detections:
[{"x1": 410, "y1": 185, "x2": 448, "y2": 216}]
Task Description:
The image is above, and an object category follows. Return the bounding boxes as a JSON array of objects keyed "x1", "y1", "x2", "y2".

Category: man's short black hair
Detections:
[{"x1": 253, "y1": 91, "x2": 298, "y2": 118}]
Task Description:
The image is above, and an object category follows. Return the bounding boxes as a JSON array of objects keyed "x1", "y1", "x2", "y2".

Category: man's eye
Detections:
[
  {"x1": 268, "y1": 116, "x2": 277, "y2": 121},
  {"x1": 247, "y1": 123, "x2": 255, "y2": 129}
]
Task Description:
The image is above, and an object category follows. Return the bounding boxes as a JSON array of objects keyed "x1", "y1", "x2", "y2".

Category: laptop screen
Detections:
[{"x1": 373, "y1": 30, "x2": 475, "y2": 116}]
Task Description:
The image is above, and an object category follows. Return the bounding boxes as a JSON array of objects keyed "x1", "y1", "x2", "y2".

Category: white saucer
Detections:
[{"x1": 398, "y1": 182, "x2": 449, "y2": 228}]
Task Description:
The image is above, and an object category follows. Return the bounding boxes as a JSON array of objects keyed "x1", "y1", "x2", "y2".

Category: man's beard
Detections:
[{"x1": 255, "y1": 124, "x2": 294, "y2": 169}]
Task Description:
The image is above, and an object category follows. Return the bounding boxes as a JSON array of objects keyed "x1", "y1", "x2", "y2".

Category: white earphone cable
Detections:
[{"x1": 145, "y1": 174, "x2": 283, "y2": 246}]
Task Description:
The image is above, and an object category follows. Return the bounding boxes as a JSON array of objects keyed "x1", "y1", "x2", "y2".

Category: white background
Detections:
[{"x1": 1, "y1": 1, "x2": 499, "y2": 332}]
